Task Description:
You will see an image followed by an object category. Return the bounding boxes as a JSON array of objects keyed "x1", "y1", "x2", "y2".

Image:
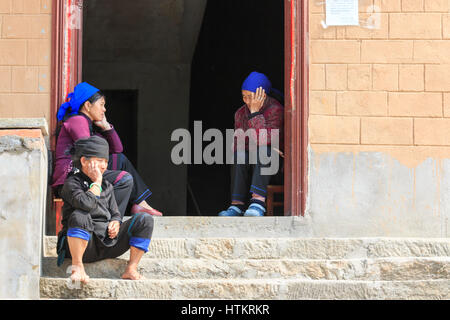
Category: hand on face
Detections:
[
  {"x1": 84, "y1": 157, "x2": 107, "y2": 184},
  {"x1": 94, "y1": 115, "x2": 111, "y2": 131},
  {"x1": 84, "y1": 97, "x2": 111, "y2": 131},
  {"x1": 245, "y1": 87, "x2": 266, "y2": 113}
]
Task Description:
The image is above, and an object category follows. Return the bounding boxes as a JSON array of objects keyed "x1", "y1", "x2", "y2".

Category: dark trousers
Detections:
[
  {"x1": 108, "y1": 153, "x2": 152, "y2": 205},
  {"x1": 103, "y1": 170, "x2": 133, "y2": 219},
  {"x1": 63, "y1": 212, "x2": 154, "y2": 263},
  {"x1": 230, "y1": 146, "x2": 283, "y2": 204}
]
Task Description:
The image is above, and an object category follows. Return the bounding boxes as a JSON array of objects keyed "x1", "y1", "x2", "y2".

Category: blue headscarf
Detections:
[
  {"x1": 241, "y1": 71, "x2": 284, "y2": 103},
  {"x1": 241, "y1": 71, "x2": 272, "y2": 93},
  {"x1": 56, "y1": 82, "x2": 100, "y2": 121}
]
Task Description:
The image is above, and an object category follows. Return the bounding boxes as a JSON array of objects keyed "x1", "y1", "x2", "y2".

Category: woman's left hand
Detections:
[
  {"x1": 94, "y1": 115, "x2": 112, "y2": 131},
  {"x1": 108, "y1": 220, "x2": 120, "y2": 239}
]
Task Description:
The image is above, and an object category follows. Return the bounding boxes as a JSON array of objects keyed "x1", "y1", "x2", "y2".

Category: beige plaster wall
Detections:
[
  {"x1": 0, "y1": 0, "x2": 52, "y2": 126},
  {"x1": 307, "y1": 0, "x2": 450, "y2": 237}
]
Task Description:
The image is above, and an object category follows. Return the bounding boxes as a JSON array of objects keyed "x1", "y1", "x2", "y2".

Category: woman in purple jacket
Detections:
[{"x1": 52, "y1": 82, "x2": 163, "y2": 217}]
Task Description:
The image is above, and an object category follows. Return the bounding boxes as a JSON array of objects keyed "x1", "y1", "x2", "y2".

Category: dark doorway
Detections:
[
  {"x1": 188, "y1": 0, "x2": 285, "y2": 216},
  {"x1": 101, "y1": 90, "x2": 139, "y2": 168}
]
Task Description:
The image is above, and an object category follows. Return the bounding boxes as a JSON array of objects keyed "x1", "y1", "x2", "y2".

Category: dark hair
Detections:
[
  {"x1": 85, "y1": 91, "x2": 105, "y2": 105},
  {"x1": 53, "y1": 91, "x2": 106, "y2": 146}
]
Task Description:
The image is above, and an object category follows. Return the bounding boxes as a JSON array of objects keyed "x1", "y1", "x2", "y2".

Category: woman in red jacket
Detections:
[
  {"x1": 219, "y1": 72, "x2": 284, "y2": 217},
  {"x1": 52, "y1": 82, "x2": 162, "y2": 217}
]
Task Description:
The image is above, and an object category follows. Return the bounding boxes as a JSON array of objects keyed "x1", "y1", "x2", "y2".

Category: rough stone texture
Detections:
[
  {"x1": 0, "y1": 125, "x2": 47, "y2": 299},
  {"x1": 42, "y1": 256, "x2": 450, "y2": 281},
  {"x1": 40, "y1": 278, "x2": 450, "y2": 300},
  {"x1": 42, "y1": 235, "x2": 450, "y2": 299},
  {"x1": 152, "y1": 216, "x2": 313, "y2": 238},
  {"x1": 0, "y1": 118, "x2": 48, "y2": 136},
  {"x1": 44, "y1": 236, "x2": 450, "y2": 260},
  {"x1": 285, "y1": 279, "x2": 450, "y2": 300},
  {"x1": 0, "y1": 135, "x2": 42, "y2": 153}
]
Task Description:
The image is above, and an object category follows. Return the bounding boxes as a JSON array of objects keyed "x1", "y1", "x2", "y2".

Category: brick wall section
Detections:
[
  {"x1": 309, "y1": 0, "x2": 450, "y2": 151},
  {"x1": 0, "y1": 0, "x2": 51, "y2": 125}
]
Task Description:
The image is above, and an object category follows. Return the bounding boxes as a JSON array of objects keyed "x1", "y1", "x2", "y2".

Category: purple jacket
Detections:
[{"x1": 51, "y1": 113, "x2": 123, "y2": 188}]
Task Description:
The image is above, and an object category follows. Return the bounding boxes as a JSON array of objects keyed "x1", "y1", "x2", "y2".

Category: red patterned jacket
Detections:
[{"x1": 233, "y1": 96, "x2": 284, "y2": 152}]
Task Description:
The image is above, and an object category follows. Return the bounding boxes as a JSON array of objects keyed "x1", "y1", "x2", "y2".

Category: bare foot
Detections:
[
  {"x1": 121, "y1": 267, "x2": 145, "y2": 280},
  {"x1": 70, "y1": 263, "x2": 90, "y2": 284},
  {"x1": 138, "y1": 201, "x2": 153, "y2": 211}
]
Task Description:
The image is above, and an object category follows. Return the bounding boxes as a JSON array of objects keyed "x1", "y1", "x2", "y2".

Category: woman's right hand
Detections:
[
  {"x1": 94, "y1": 115, "x2": 112, "y2": 132},
  {"x1": 86, "y1": 160, "x2": 103, "y2": 185},
  {"x1": 248, "y1": 87, "x2": 266, "y2": 114}
]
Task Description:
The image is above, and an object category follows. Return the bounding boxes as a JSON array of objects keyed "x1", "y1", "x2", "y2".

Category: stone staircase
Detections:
[{"x1": 40, "y1": 217, "x2": 450, "y2": 299}]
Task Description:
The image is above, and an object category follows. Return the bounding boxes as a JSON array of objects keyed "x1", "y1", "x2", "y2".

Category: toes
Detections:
[{"x1": 121, "y1": 271, "x2": 144, "y2": 280}]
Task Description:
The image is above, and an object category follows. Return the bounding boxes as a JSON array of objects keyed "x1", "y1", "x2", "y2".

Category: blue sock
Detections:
[
  {"x1": 232, "y1": 203, "x2": 246, "y2": 212},
  {"x1": 249, "y1": 198, "x2": 266, "y2": 208}
]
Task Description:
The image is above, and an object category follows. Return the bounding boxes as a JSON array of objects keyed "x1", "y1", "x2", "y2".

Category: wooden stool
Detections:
[
  {"x1": 54, "y1": 198, "x2": 64, "y2": 235},
  {"x1": 266, "y1": 185, "x2": 284, "y2": 216}
]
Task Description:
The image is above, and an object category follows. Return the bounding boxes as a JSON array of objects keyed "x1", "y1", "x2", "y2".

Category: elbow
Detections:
[{"x1": 112, "y1": 146, "x2": 123, "y2": 154}]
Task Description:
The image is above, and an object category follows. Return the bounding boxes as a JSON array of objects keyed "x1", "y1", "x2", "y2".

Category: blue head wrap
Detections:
[
  {"x1": 241, "y1": 71, "x2": 272, "y2": 94},
  {"x1": 56, "y1": 82, "x2": 100, "y2": 121}
]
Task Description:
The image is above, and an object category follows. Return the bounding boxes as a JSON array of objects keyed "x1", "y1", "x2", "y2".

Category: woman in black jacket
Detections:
[{"x1": 57, "y1": 136, "x2": 154, "y2": 283}]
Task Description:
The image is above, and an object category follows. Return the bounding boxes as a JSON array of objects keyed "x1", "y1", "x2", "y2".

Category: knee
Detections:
[
  {"x1": 115, "y1": 172, "x2": 133, "y2": 187},
  {"x1": 133, "y1": 212, "x2": 154, "y2": 228},
  {"x1": 68, "y1": 210, "x2": 94, "y2": 232},
  {"x1": 122, "y1": 173, "x2": 134, "y2": 187},
  {"x1": 142, "y1": 214, "x2": 154, "y2": 230},
  {"x1": 131, "y1": 213, "x2": 154, "y2": 236}
]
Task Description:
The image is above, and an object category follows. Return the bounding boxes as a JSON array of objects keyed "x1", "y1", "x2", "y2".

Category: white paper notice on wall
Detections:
[{"x1": 325, "y1": 0, "x2": 359, "y2": 26}]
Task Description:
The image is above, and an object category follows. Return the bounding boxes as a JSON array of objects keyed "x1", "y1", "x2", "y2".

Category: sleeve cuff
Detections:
[
  {"x1": 101, "y1": 126, "x2": 115, "y2": 134},
  {"x1": 111, "y1": 217, "x2": 122, "y2": 224},
  {"x1": 248, "y1": 112, "x2": 263, "y2": 120}
]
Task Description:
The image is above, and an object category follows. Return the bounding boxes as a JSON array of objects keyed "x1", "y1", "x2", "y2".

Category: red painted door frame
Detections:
[
  {"x1": 50, "y1": 0, "x2": 83, "y2": 150},
  {"x1": 50, "y1": 0, "x2": 308, "y2": 216},
  {"x1": 284, "y1": 0, "x2": 309, "y2": 216}
]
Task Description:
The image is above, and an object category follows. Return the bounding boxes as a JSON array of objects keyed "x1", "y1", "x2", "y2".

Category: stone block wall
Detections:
[
  {"x1": 308, "y1": 0, "x2": 450, "y2": 237},
  {"x1": 0, "y1": 121, "x2": 48, "y2": 299},
  {"x1": 0, "y1": 0, "x2": 52, "y2": 126}
]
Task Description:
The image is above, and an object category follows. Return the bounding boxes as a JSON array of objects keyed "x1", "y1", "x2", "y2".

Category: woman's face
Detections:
[
  {"x1": 82, "y1": 97, "x2": 106, "y2": 121},
  {"x1": 81, "y1": 156, "x2": 108, "y2": 175},
  {"x1": 242, "y1": 90, "x2": 253, "y2": 106}
]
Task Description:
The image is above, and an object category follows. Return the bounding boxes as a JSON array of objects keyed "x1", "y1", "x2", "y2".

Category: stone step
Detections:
[
  {"x1": 42, "y1": 256, "x2": 450, "y2": 281},
  {"x1": 44, "y1": 236, "x2": 450, "y2": 260},
  {"x1": 143, "y1": 216, "x2": 312, "y2": 238},
  {"x1": 39, "y1": 278, "x2": 450, "y2": 300}
]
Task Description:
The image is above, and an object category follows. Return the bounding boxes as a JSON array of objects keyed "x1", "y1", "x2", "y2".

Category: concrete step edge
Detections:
[
  {"x1": 39, "y1": 278, "x2": 450, "y2": 300},
  {"x1": 39, "y1": 277, "x2": 450, "y2": 283},
  {"x1": 42, "y1": 256, "x2": 450, "y2": 281},
  {"x1": 49, "y1": 216, "x2": 313, "y2": 238},
  {"x1": 42, "y1": 256, "x2": 450, "y2": 263},
  {"x1": 43, "y1": 236, "x2": 450, "y2": 259}
]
